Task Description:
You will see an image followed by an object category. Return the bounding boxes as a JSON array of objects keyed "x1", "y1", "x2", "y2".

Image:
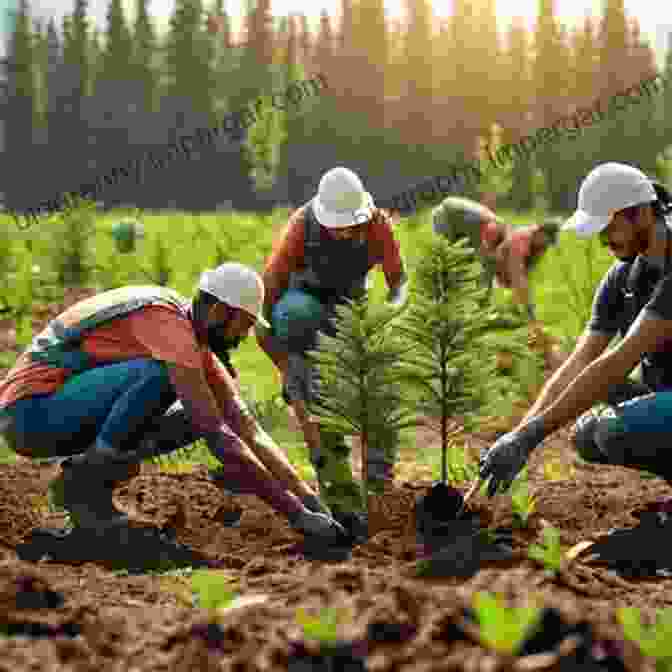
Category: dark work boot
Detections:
[{"x1": 60, "y1": 454, "x2": 135, "y2": 530}]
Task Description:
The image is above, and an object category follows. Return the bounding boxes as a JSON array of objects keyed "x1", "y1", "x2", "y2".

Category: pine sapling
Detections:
[
  {"x1": 308, "y1": 294, "x2": 418, "y2": 503},
  {"x1": 397, "y1": 237, "x2": 496, "y2": 498}
]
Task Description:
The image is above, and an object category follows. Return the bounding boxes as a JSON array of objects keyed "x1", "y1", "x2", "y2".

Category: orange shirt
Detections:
[
  {"x1": 0, "y1": 304, "x2": 228, "y2": 409},
  {"x1": 263, "y1": 205, "x2": 404, "y2": 305}
]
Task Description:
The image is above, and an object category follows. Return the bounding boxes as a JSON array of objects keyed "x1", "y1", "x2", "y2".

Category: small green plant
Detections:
[
  {"x1": 617, "y1": 607, "x2": 672, "y2": 671},
  {"x1": 509, "y1": 469, "x2": 537, "y2": 527},
  {"x1": 189, "y1": 569, "x2": 238, "y2": 611},
  {"x1": 295, "y1": 606, "x2": 353, "y2": 645},
  {"x1": 471, "y1": 591, "x2": 543, "y2": 656},
  {"x1": 142, "y1": 235, "x2": 172, "y2": 286},
  {"x1": 445, "y1": 440, "x2": 479, "y2": 484},
  {"x1": 528, "y1": 525, "x2": 563, "y2": 576},
  {"x1": 51, "y1": 196, "x2": 97, "y2": 286}
]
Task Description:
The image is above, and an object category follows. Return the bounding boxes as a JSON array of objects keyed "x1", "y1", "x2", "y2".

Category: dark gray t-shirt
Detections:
[{"x1": 588, "y1": 252, "x2": 672, "y2": 389}]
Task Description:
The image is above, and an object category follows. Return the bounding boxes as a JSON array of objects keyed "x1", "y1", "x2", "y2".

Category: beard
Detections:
[{"x1": 207, "y1": 324, "x2": 244, "y2": 356}]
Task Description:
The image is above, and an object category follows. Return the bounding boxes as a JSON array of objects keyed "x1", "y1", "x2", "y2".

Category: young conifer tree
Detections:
[
  {"x1": 397, "y1": 237, "x2": 503, "y2": 480},
  {"x1": 307, "y1": 294, "x2": 418, "y2": 501}
]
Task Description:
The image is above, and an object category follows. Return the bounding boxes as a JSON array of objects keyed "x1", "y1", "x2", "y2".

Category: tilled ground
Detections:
[
  {"x1": 1, "y1": 290, "x2": 672, "y2": 670},
  {"x1": 2, "y1": 432, "x2": 672, "y2": 672}
]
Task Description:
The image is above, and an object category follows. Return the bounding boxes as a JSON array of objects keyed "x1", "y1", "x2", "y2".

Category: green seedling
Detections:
[
  {"x1": 527, "y1": 525, "x2": 563, "y2": 576},
  {"x1": 617, "y1": 607, "x2": 672, "y2": 671},
  {"x1": 472, "y1": 591, "x2": 543, "y2": 656},
  {"x1": 509, "y1": 473, "x2": 537, "y2": 527},
  {"x1": 295, "y1": 606, "x2": 353, "y2": 645},
  {"x1": 189, "y1": 569, "x2": 238, "y2": 611}
]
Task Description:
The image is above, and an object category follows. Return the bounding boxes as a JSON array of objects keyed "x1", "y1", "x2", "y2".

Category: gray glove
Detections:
[
  {"x1": 287, "y1": 506, "x2": 347, "y2": 541},
  {"x1": 302, "y1": 493, "x2": 332, "y2": 517},
  {"x1": 479, "y1": 416, "x2": 546, "y2": 496}
]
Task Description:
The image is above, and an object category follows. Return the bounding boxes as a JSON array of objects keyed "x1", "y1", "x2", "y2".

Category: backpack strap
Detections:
[{"x1": 28, "y1": 293, "x2": 187, "y2": 372}]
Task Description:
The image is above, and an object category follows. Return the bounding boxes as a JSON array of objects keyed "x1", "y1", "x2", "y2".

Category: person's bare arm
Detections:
[
  {"x1": 525, "y1": 312, "x2": 672, "y2": 436},
  {"x1": 165, "y1": 362, "x2": 272, "y2": 472},
  {"x1": 520, "y1": 329, "x2": 613, "y2": 425},
  {"x1": 256, "y1": 219, "x2": 304, "y2": 376}
]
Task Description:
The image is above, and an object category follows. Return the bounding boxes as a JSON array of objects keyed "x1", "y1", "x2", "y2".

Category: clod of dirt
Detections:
[
  {"x1": 15, "y1": 525, "x2": 216, "y2": 574},
  {"x1": 415, "y1": 483, "x2": 482, "y2": 555},
  {"x1": 415, "y1": 527, "x2": 515, "y2": 579},
  {"x1": 14, "y1": 574, "x2": 64, "y2": 610},
  {"x1": 418, "y1": 483, "x2": 465, "y2": 522},
  {"x1": 0, "y1": 621, "x2": 81, "y2": 638},
  {"x1": 189, "y1": 623, "x2": 228, "y2": 652},
  {"x1": 287, "y1": 640, "x2": 368, "y2": 672},
  {"x1": 366, "y1": 620, "x2": 418, "y2": 644}
]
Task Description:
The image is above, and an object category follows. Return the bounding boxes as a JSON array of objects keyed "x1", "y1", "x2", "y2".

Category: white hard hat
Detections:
[
  {"x1": 198, "y1": 262, "x2": 270, "y2": 327},
  {"x1": 563, "y1": 162, "x2": 657, "y2": 238},
  {"x1": 313, "y1": 167, "x2": 375, "y2": 229}
]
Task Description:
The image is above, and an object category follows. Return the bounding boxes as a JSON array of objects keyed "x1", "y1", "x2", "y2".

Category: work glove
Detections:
[
  {"x1": 302, "y1": 492, "x2": 332, "y2": 517},
  {"x1": 287, "y1": 506, "x2": 347, "y2": 542},
  {"x1": 479, "y1": 416, "x2": 546, "y2": 496}
]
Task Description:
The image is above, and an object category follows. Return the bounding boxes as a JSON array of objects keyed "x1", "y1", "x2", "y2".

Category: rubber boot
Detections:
[{"x1": 60, "y1": 451, "x2": 136, "y2": 530}]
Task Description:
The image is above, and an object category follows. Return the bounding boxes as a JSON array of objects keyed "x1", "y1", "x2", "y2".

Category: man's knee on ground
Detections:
[{"x1": 571, "y1": 410, "x2": 609, "y2": 463}]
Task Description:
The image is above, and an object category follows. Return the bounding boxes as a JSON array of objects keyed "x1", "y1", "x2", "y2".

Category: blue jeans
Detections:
[
  {"x1": 572, "y1": 383, "x2": 672, "y2": 480},
  {"x1": 1, "y1": 359, "x2": 177, "y2": 458}
]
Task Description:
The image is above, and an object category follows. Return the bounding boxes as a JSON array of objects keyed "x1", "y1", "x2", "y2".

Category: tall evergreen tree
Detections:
[
  {"x1": 350, "y1": 0, "x2": 387, "y2": 127},
  {"x1": 533, "y1": 0, "x2": 574, "y2": 210},
  {"x1": 662, "y1": 31, "x2": 672, "y2": 153},
  {"x1": 402, "y1": 0, "x2": 434, "y2": 145},
  {"x1": 164, "y1": 0, "x2": 217, "y2": 117},
  {"x1": 99, "y1": 0, "x2": 134, "y2": 83},
  {"x1": 133, "y1": 0, "x2": 158, "y2": 113},
  {"x1": 4, "y1": 0, "x2": 38, "y2": 214},
  {"x1": 297, "y1": 13, "x2": 312, "y2": 73},
  {"x1": 500, "y1": 17, "x2": 534, "y2": 210}
]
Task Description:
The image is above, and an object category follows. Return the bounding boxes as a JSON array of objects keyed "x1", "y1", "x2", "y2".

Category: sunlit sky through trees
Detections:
[{"x1": 10, "y1": 0, "x2": 672, "y2": 68}]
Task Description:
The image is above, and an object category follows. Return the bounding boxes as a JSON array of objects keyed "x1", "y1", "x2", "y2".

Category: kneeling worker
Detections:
[
  {"x1": 479, "y1": 163, "x2": 672, "y2": 501},
  {"x1": 0, "y1": 263, "x2": 344, "y2": 543}
]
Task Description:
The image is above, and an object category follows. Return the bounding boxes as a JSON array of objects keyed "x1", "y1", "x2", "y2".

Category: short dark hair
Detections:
[{"x1": 618, "y1": 180, "x2": 672, "y2": 223}]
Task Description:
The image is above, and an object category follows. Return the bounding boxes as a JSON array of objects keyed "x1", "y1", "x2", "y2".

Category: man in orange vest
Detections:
[
  {"x1": 0, "y1": 263, "x2": 345, "y2": 544},
  {"x1": 256, "y1": 167, "x2": 408, "y2": 542}
]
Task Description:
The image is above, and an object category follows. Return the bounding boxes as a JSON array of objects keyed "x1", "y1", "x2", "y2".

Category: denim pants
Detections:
[
  {"x1": 1, "y1": 358, "x2": 178, "y2": 459},
  {"x1": 572, "y1": 380, "x2": 672, "y2": 481}
]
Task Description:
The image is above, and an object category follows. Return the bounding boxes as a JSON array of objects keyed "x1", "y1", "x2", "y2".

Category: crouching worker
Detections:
[
  {"x1": 478, "y1": 163, "x2": 672, "y2": 500},
  {"x1": 432, "y1": 196, "x2": 560, "y2": 319},
  {"x1": 0, "y1": 262, "x2": 344, "y2": 544},
  {"x1": 256, "y1": 167, "x2": 409, "y2": 540}
]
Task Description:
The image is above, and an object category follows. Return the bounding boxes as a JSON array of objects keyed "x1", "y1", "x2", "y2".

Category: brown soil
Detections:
[{"x1": 0, "y1": 290, "x2": 670, "y2": 671}]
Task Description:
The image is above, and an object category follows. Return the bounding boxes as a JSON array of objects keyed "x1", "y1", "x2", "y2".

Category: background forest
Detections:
[{"x1": 1, "y1": 0, "x2": 672, "y2": 216}]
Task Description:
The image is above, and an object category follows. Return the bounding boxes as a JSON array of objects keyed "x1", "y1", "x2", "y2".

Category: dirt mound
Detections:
[{"x1": 1, "y1": 447, "x2": 672, "y2": 670}]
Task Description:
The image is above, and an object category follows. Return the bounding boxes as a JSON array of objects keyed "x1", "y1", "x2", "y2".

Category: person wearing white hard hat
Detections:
[
  {"x1": 256, "y1": 167, "x2": 409, "y2": 543},
  {"x1": 478, "y1": 162, "x2": 672, "y2": 499},
  {"x1": 0, "y1": 263, "x2": 345, "y2": 545}
]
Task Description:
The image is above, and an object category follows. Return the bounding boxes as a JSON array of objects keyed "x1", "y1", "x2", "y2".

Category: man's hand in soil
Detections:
[{"x1": 479, "y1": 416, "x2": 546, "y2": 496}]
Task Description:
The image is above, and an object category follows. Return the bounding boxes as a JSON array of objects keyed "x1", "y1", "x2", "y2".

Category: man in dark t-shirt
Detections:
[{"x1": 477, "y1": 162, "x2": 672, "y2": 498}]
